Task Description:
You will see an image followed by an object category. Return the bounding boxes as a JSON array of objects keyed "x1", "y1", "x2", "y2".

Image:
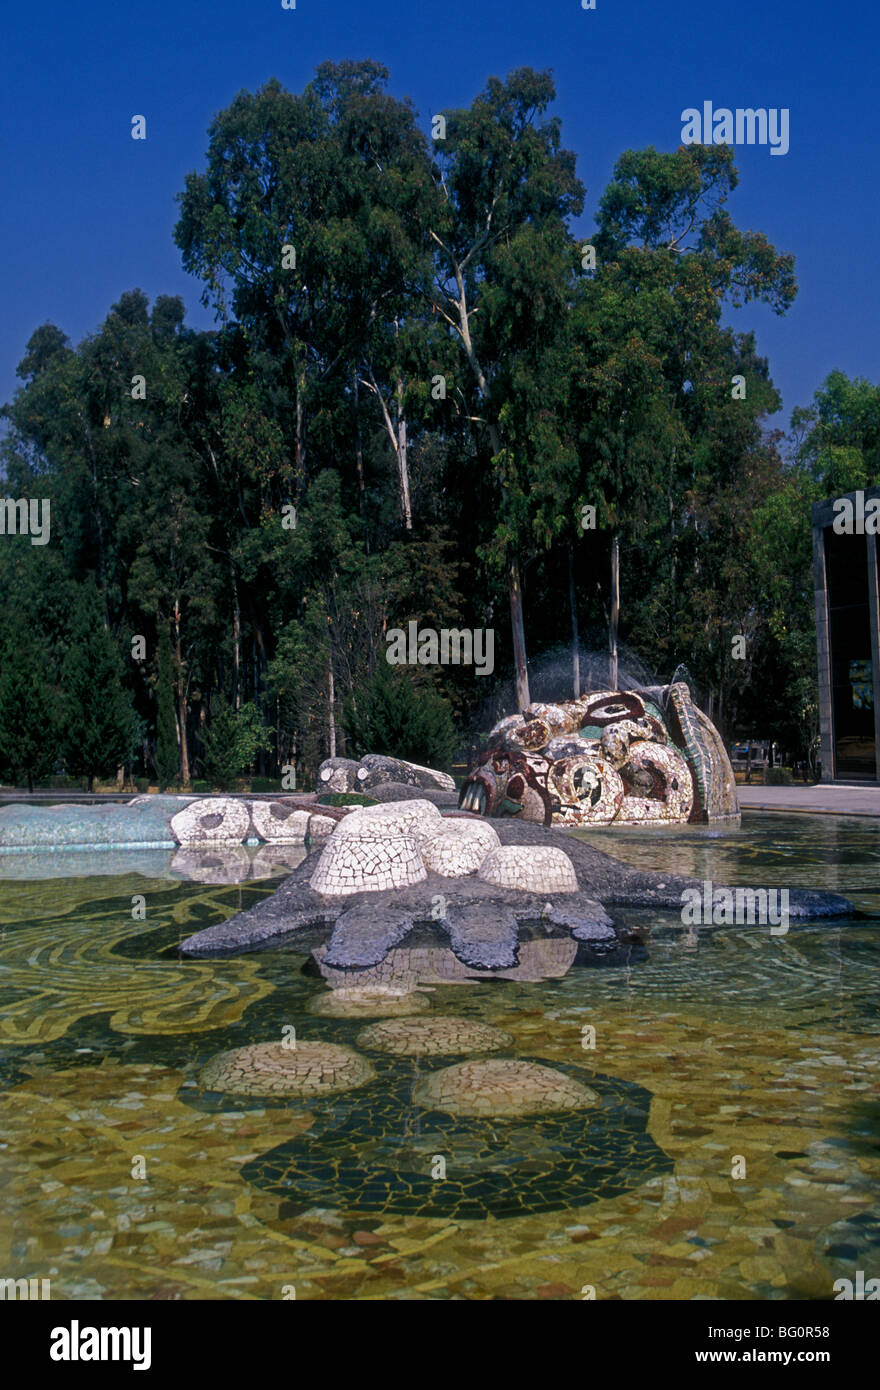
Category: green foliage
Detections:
[
  {"x1": 60, "y1": 584, "x2": 136, "y2": 792},
  {"x1": 0, "y1": 618, "x2": 59, "y2": 791},
  {"x1": 155, "y1": 637, "x2": 179, "y2": 790},
  {"x1": 199, "y1": 700, "x2": 274, "y2": 790},
  {"x1": 343, "y1": 663, "x2": 456, "y2": 768},
  {"x1": 765, "y1": 765, "x2": 793, "y2": 785},
  {"x1": 0, "y1": 60, "x2": 850, "y2": 771},
  {"x1": 794, "y1": 369, "x2": 880, "y2": 484},
  {"x1": 317, "y1": 791, "x2": 377, "y2": 806}
]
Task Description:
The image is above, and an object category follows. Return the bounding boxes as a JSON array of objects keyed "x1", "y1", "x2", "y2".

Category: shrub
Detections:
[
  {"x1": 249, "y1": 776, "x2": 281, "y2": 793},
  {"x1": 61, "y1": 582, "x2": 137, "y2": 792},
  {"x1": 343, "y1": 665, "x2": 456, "y2": 768},
  {"x1": 765, "y1": 765, "x2": 793, "y2": 785},
  {"x1": 199, "y1": 700, "x2": 274, "y2": 791},
  {"x1": 317, "y1": 791, "x2": 377, "y2": 807}
]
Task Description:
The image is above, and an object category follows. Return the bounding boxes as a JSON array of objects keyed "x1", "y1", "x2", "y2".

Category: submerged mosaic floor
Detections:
[
  {"x1": 234, "y1": 1064, "x2": 670, "y2": 1221},
  {"x1": 0, "y1": 814, "x2": 879, "y2": 1299}
]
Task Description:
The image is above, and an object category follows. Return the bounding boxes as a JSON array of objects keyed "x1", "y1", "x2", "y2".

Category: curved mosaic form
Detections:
[
  {"x1": 308, "y1": 987, "x2": 431, "y2": 1019},
  {"x1": 356, "y1": 1016, "x2": 512, "y2": 1057},
  {"x1": 309, "y1": 801, "x2": 500, "y2": 896},
  {"x1": 309, "y1": 827, "x2": 427, "y2": 896},
  {"x1": 413, "y1": 1058, "x2": 599, "y2": 1117},
  {"x1": 317, "y1": 754, "x2": 455, "y2": 794},
  {"x1": 249, "y1": 803, "x2": 313, "y2": 843},
  {"x1": 238, "y1": 1062, "x2": 674, "y2": 1220},
  {"x1": 334, "y1": 801, "x2": 441, "y2": 837},
  {"x1": 477, "y1": 845, "x2": 578, "y2": 893},
  {"x1": 181, "y1": 806, "x2": 854, "y2": 972},
  {"x1": 460, "y1": 682, "x2": 738, "y2": 828},
  {"x1": 170, "y1": 798, "x2": 251, "y2": 846},
  {"x1": 0, "y1": 793, "x2": 341, "y2": 852},
  {"x1": 417, "y1": 819, "x2": 500, "y2": 876},
  {"x1": 198, "y1": 1041, "x2": 376, "y2": 1097}
]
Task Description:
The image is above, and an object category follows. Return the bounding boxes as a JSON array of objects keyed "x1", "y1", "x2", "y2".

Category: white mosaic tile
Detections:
[{"x1": 476, "y1": 844, "x2": 578, "y2": 893}]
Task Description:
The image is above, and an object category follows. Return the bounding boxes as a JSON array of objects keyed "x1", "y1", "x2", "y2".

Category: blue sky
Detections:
[{"x1": 2, "y1": 0, "x2": 878, "y2": 429}]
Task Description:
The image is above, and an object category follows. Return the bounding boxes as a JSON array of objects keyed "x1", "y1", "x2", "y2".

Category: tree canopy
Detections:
[{"x1": 1, "y1": 60, "x2": 842, "y2": 788}]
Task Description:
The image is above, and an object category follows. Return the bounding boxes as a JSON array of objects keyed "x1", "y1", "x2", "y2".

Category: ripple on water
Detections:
[{"x1": 0, "y1": 813, "x2": 878, "y2": 1299}]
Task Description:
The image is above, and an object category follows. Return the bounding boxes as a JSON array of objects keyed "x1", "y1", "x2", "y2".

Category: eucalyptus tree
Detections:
[
  {"x1": 307, "y1": 61, "x2": 442, "y2": 533},
  {"x1": 428, "y1": 67, "x2": 584, "y2": 709},
  {"x1": 792, "y1": 369, "x2": 880, "y2": 487},
  {"x1": 563, "y1": 143, "x2": 797, "y2": 694},
  {"x1": 175, "y1": 65, "x2": 439, "y2": 530}
]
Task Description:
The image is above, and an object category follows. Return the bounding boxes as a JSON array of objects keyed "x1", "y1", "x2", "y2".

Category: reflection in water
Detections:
[
  {"x1": 575, "y1": 810, "x2": 880, "y2": 912},
  {"x1": 170, "y1": 843, "x2": 305, "y2": 884},
  {"x1": 0, "y1": 843, "x2": 304, "y2": 884},
  {"x1": 313, "y1": 935, "x2": 582, "y2": 989},
  {"x1": 0, "y1": 813, "x2": 878, "y2": 1300}
]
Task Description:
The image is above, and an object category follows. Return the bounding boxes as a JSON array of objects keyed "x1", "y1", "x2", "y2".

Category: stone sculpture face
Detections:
[{"x1": 460, "y1": 683, "x2": 739, "y2": 828}]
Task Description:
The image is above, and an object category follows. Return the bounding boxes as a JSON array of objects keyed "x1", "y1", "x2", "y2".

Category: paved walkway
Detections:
[{"x1": 737, "y1": 784, "x2": 880, "y2": 817}]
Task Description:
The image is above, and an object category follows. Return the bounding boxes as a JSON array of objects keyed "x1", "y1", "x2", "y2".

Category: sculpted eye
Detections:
[{"x1": 585, "y1": 693, "x2": 644, "y2": 725}]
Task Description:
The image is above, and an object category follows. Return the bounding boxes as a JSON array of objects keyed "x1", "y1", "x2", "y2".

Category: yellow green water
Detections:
[{"x1": 1, "y1": 813, "x2": 878, "y2": 1300}]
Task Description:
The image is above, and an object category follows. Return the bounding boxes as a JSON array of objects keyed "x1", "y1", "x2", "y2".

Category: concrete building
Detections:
[{"x1": 812, "y1": 485, "x2": 880, "y2": 783}]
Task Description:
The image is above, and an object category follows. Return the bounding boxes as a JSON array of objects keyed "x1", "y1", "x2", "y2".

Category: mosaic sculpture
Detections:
[
  {"x1": 181, "y1": 803, "x2": 853, "y2": 973},
  {"x1": 460, "y1": 682, "x2": 740, "y2": 828}
]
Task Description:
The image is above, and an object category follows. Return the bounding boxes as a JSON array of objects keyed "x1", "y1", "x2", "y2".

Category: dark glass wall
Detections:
[{"x1": 824, "y1": 528, "x2": 875, "y2": 777}]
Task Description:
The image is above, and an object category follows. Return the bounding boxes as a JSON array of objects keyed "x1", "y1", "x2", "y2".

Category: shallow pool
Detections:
[{"x1": 1, "y1": 813, "x2": 878, "y2": 1300}]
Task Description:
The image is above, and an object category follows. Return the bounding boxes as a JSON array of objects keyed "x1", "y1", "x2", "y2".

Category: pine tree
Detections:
[
  {"x1": 61, "y1": 583, "x2": 136, "y2": 792},
  {"x1": 154, "y1": 636, "x2": 179, "y2": 790},
  {"x1": 0, "y1": 619, "x2": 59, "y2": 792},
  {"x1": 200, "y1": 698, "x2": 273, "y2": 791},
  {"x1": 344, "y1": 664, "x2": 456, "y2": 767}
]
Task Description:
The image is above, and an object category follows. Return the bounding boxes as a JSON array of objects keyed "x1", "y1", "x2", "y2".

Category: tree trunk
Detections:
[
  {"x1": 446, "y1": 258, "x2": 532, "y2": 710},
  {"x1": 173, "y1": 602, "x2": 190, "y2": 786},
  {"x1": 608, "y1": 533, "x2": 620, "y2": 690},
  {"x1": 230, "y1": 560, "x2": 241, "y2": 711},
  {"x1": 508, "y1": 553, "x2": 530, "y2": 711},
  {"x1": 295, "y1": 365, "x2": 306, "y2": 501},
  {"x1": 568, "y1": 542, "x2": 581, "y2": 698},
  {"x1": 353, "y1": 368, "x2": 367, "y2": 543},
  {"x1": 328, "y1": 659, "x2": 337, "y2": 758},
  {"x1": 395, "y1": 377, "x2": 412, "y2": 531}
]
